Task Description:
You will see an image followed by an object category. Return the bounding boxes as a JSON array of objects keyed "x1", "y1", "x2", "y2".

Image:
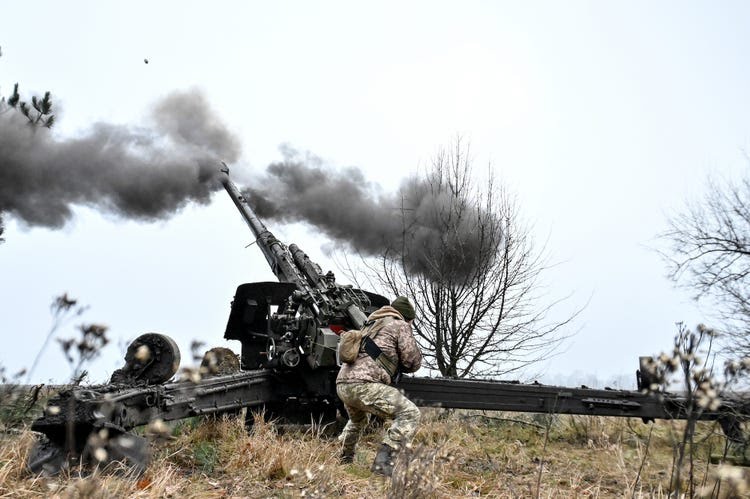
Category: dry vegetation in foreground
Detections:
[{"x1": 1, "y1": 409, "x2": 748, "y2": 498}]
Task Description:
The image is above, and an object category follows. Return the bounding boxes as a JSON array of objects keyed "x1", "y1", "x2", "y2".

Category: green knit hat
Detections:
[{"x1": 391, "y1": 296, "x2": 415, "y2": 321}]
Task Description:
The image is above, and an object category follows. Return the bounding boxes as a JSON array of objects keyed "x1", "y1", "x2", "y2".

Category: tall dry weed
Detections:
[
  {"x1": 388, "y1": 442, "x2": 454, "y2": 498},
  {"x1": 0, "y1": 431, "x2": 36, "y2": 494},
  {"x1": 1, "y1": 409, "x2": 746, "y2": 497}
]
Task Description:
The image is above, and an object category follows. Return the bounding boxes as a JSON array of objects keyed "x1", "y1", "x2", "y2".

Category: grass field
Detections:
[{"x1": 1, "y1": 408, "x2": 748, "y2": 498}]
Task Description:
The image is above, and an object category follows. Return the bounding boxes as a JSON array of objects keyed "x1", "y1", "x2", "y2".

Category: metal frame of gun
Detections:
[{"x1": 26, "y1": 165, "x2": 750, "y2": 474}]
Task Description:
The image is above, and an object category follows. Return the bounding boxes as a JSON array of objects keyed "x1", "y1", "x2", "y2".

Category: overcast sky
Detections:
[{"x1": 2, "y1": 1, "x2": 750, "y2": 386}]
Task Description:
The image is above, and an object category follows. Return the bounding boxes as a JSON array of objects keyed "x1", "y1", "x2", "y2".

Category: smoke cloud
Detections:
[
  {"x1": 245, "y1": 148, "x2": 502, "y2": 280},
  {"x1": 0, "y1": 88, "x2": 498, "y2": 280},
  {"x1": 0, "y1": 89, "x2": 240, "y2": 228}
]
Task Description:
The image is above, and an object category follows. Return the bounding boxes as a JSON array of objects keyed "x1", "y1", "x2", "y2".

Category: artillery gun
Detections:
[{"x1": 27, "y1": 166, "x2": 750, "y2": 474}]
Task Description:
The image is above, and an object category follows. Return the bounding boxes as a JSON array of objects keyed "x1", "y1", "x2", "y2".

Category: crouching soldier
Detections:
[{"x1": 336, "y1": 296, "x2": 423, "y2": 476}]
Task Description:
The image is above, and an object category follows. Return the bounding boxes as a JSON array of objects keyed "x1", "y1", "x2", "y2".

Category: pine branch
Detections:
[{"x1": 7, "y1": 83, "x2": 20, "y2": 108}]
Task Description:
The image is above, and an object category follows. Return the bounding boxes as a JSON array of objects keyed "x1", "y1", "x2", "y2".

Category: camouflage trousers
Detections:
[{"x1": 336, "y1": 382, "x2": 421, "y2": 453}]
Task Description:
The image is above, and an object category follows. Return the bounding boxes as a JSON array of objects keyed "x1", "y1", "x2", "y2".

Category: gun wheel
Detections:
[
  {"x1": 111, "y1": 333, "x2": 181, "y2": 385},
  {"x1": 200, "y1": 347, "x2": 240, "y2": 377}
]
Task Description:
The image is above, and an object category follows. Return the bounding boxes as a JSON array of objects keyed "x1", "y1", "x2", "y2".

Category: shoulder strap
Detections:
[
  {"x1": 363, "y1": 316, "x2": 394, "y2": 340},
  {"x1": 359, "y1": 317, "x2": 399, "y2": 380},
  {"x1": 361, "y1": 337, "x2": 398, "y2": 379}
]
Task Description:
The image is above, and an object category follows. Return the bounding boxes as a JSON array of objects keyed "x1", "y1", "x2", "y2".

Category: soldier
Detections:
[{"x1": 336, "y1": 296, "x2": 423, "y2": 476}]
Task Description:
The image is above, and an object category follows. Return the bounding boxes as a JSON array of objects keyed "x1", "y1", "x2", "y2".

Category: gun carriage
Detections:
[{"x1": 27, "y1": 166, "x2": 750, "y2": 473}]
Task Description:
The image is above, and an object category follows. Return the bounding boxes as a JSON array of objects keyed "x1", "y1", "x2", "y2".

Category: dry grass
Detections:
[{"x1": 0, "y1": 410, "x2": 747, "y2": 498}]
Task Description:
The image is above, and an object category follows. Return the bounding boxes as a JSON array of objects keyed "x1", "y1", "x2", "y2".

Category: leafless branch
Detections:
[{"x1": 340, "y1": 139, "x2": 580, "y2": 378}]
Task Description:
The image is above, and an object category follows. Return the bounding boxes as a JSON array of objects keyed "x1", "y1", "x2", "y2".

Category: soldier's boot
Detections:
[
  {"x1": 371, "y1": 443, "x2": 397, "y2": 476},
  {"x1": 339, "y1": 428, "x2": 359, "y2": 464},
  {"x1": 340, "y1": 447, "x2": 355, "y2": 464}
]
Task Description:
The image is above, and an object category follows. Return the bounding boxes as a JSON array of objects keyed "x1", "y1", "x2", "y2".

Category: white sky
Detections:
[{"x1": 2, "y1": 1, "x2": 750, "y2": 386}]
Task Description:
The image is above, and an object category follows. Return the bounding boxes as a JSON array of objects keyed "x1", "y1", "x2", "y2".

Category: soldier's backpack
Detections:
[
  {"x1": 337, "y1": 316, "x2": 396, "y2": 374},
  {"x1": 337, "y1": 328, "x2": 366, "y2": 365}
]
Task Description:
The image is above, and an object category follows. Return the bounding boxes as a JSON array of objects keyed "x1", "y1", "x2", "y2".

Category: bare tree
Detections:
[
  {"x1": 662, "y1": 174, "x2": 750, "y2": 355},
  {"x1": 353, "y1": 141, "x2": 575, "y2": 378}
]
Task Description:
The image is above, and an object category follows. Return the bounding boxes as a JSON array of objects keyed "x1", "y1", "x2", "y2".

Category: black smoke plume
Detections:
[
  {"x1": 0, "y1": 89, "x2": 240, "y2": 228},
  {"x1": 245, "y1": 148, "x2": 502, "y2": 281}
]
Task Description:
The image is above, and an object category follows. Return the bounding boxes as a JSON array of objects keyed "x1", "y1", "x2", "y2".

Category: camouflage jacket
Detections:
[{"x1": 336, "y1": 306, "x2": 422, "y2": 385}]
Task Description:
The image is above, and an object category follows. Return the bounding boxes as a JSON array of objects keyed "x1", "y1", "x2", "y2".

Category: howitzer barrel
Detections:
[
  {"x1": 289, "y1": 243, "x2": 326, "y2": 290},
  {"x1": 220, "y1": 167, "x2": 308, "y2": 288},
  {"x1": 219, "y1": 165, "x2": 372, "y2": 324}
]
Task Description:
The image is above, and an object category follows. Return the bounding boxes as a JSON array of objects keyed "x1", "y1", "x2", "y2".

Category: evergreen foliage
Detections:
[
  {"x1": 0, "y1": 45, "x2": 56, "y2": 243},
  {"x1": 1, "y1": 83, "x2": 55, "y2": 128}
]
